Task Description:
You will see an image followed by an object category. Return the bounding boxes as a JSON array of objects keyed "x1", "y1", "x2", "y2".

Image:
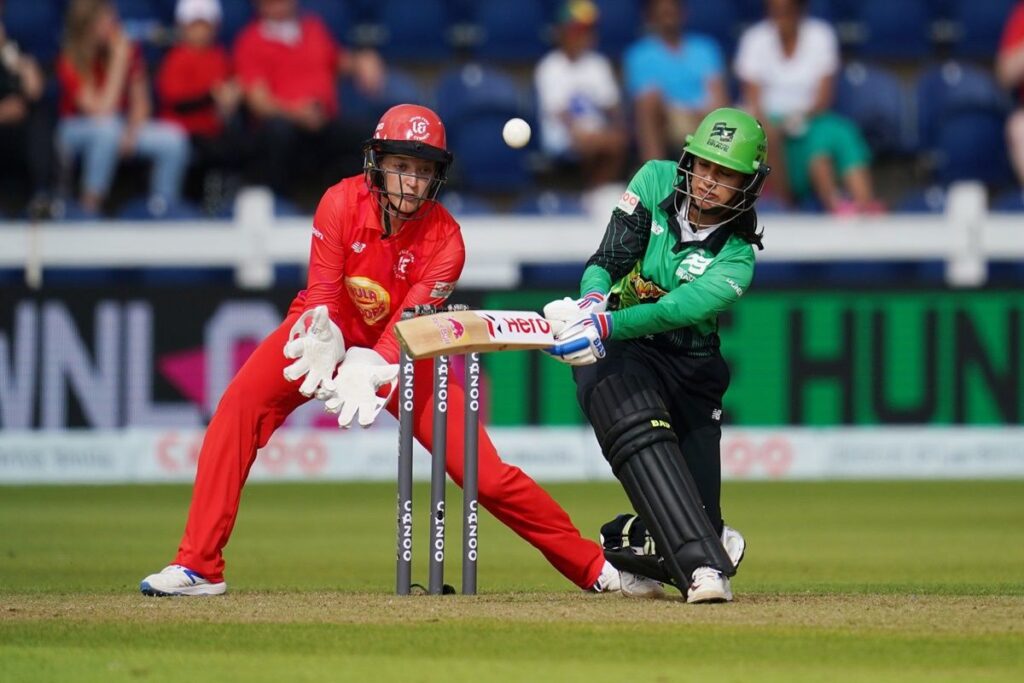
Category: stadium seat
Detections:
[
  {"x1": 950, "y1": 0, "x2": 1017, "y2": 60},
  {"x1": 218, "y1": 0, "x2": 254, "y2": 46},
  {"x1": 449, "y1": 113, "x2": 532, "y2": 193},
  {"x1": 471, "y1": 0, "x2": 547, "y2": 62},
  {"x1": 991, "y1": 189, "x2": 1024, "y2": 211},
  {"x1": 378, "y1": 0, "x2": 451, "y2": 61},
  {"x1": 1, "y1": 0, "x2": 61, "y2": 65},
  {"x1": 686, "y1": 0, "x2": 740, "y2": 56},
  {"x1": 593, "y1": 0, "x2": 643, "y2": 59},
  {"x1": 935, "y1": 112, "x2": 1014, "y2": 186},
  {"x1": 914, "y1": 62, "x2": 1010, "y2": 152},
  {"x1": 512, "y1": 191, "x2": 586, "y2": 216},
  {"x1": 439, "y1": 191, "x2": 497, "y2": 217},
  {"x1": 434, "y1": 64, "x2": 526, "y2": 132},
  {"x1": 893, "y1": 186, "x2": 947, "y2": 213},
  {"x1": 300, "y1": 0, "x2": 353, "y2": 44},
  {"x1": 834, "y1": 62, "x2": 911, "y2": 156},
  {"x1": 853, "y1": 0, "x2": 932, "y2": 60},
  {"x1": 116, "y1": 196, "x2": 205, "y2": 220},
  {"x1": 337, "y1": 68, "x2": 425, "y2": 128}
]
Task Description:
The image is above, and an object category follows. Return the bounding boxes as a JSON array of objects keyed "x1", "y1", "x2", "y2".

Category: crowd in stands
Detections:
[{"x1": 0, "y1": 0, "x2": 1022, "y2": 220}]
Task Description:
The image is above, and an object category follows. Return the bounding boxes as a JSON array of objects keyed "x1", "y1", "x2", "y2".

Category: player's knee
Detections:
[{"x1": 588, "y1": 374, "x2": 677, "y2": 474}]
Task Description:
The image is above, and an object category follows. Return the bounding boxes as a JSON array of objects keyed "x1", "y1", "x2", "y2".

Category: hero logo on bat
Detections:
[{"x1": 477, "y1": 311, "x2": 553, "y2": 344}]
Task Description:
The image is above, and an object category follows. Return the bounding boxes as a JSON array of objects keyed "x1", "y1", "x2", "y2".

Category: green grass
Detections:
[{"x1": 2, "y1": 481, "x2": 1023, "y2": 682}]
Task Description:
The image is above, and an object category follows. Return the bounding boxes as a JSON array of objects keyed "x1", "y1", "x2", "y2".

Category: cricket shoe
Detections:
[
  {"x1": 686, "y1": 566, "x2": 733, "y2": 604},
  {"x1": 721, "y1": 525, "x2": 746, "y2": 569},
  {"x1": 140, "y1": 564, "x2": 226, "y2": 597},
  {"x1": 620, "y1": 570, "x2": 667, "y2": 599},
  {"x1": 590, "y1": 560, "x2": 621, "y2": 593}
]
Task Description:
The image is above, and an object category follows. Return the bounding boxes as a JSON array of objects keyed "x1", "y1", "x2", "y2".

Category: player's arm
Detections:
[
  {"x1": 610, "y1": 251, "x2": 754, "y2": 339},
  {"x1": 373, "y1": 233, "x2": 466, "y2": 364}
]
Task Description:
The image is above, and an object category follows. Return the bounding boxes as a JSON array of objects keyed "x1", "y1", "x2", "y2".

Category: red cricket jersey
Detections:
[
  {"x1": 290, "y1": 176, "x2": 465, "y2": 363},
  {"x1": 1001, "y1": 4, "x2": 1024, "y2": 102},
  {"x1": 233, "y1": 15, "x2": 342, "y2": 117},
  {"x1": 56, "y1": 45, "x2": 145, "y2": 117},
  {"x1": 156, "y1": 44, "x2": 232, "y2": 137}
]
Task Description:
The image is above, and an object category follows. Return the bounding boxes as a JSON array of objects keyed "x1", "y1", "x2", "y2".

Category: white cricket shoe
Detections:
[
  {"x1": 591, "y1": 560, "x2": 622, "y2": 593},
  {"x1": 686, "y1": 566, "x2": 733, "y2": 604},
  {"x1": 620, "y1": 570, "x2": 667, "y2": 599},
  {"x1": 721, "y1": 525, "x2": 746, "y2": 569},
  {"x1": 140, "y1": 564, "x2": 227, "y2": 597}
]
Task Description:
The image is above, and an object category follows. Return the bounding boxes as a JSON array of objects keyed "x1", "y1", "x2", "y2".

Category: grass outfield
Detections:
[{"x1": 1, "y1": 481, "x2": 1022, "y2": 682}]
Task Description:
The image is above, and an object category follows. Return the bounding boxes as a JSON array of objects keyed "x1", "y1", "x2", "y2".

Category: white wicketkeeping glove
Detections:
[
  {"x1": 321, "y1": 347, "x2": 400, "y2": 428},
  {"x1": 543, "y1": 291, "x2": 607, "y2": 335},
  {"x1": 544, "y1": 313, "x2": 612, "y2": 366},
  {"x1": 282, "y1": 305, "x2": 346, "y2": 397}
]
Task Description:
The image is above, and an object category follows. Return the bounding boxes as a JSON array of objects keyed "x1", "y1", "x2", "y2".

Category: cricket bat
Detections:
[{"x1": 394, "y1": 310, "x2": 555, "y2": 359}]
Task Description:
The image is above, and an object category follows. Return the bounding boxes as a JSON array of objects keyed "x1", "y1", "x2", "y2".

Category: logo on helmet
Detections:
[
  {"x1": 407, "y1": 116, "x2": 430, "y2": 140},
  {"x1": 710, "y1": 122, "x2": 737, "y2": 142}
]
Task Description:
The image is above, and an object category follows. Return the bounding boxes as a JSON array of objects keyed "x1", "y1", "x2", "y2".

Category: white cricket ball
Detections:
[{"x1": 502, "y1": 118, "x2": 531, "y2": 148}]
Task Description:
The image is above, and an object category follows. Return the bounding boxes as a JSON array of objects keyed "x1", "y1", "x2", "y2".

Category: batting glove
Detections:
[
  {"x1": 542, "y1": 291, "x2": 607, "y2": 335},
  {"x1": 544, "y1": 312, "x2": 613, "y2": 366},
  {"x1": 320, "y1": 347, "x2": 399, "y2": 428},
  {"x1": 283, "y1": 306, "x2": 346, "y2": 397}
]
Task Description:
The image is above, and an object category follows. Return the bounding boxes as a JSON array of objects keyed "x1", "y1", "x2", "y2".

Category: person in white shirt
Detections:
[
  {"x1": 534, "y1": 0, "x2": 628, "y2": 188},
  {"x1": 734, "y1": 0, "x2": 882, "y2": 214}
]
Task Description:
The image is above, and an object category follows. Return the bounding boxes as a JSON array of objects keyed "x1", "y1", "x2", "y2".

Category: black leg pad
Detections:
[{"x1": 588, "y1": 374, "x2": 735, "y2": 585}]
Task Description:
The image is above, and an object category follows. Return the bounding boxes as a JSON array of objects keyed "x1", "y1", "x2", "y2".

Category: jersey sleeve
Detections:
[
  {"x1": 609, "y1": 245, "x2": 754, "y2": 339},
  {"x1": 302, "y1": 188, "x2": 347, "y2": 324},
  {"x1": 372, "y1": 230, "x2": 466, "y2": 363},
  {"x1": 582, "y1": 161, "x2": 659, "y2": 287}
]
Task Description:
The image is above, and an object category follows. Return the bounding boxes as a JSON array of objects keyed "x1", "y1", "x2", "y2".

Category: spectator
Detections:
[
  {"x1": 534, "y1": 0, "x2": 628, "y2": 189},
  {"x1": 56, "y1": 0, "x2": 190, "y2": 215},
  {"x1": 624, "y1": 0, "x2": 728, "y2": 162},
  {"x1": 998, "y1": 1, "x2": 1024, "y2": 189},
  {"x1": 735, "y1": 0, "x2": 882, "y2": 214},
  {"x1": 234, "y1": 0, "x2": 385, "y2": 201},
  {"x1": 157, "y1": 0, "x2": 244, "y2": 213},
  {"x1": 0, "y1": 2, "x2": 56, "y2": 217}
]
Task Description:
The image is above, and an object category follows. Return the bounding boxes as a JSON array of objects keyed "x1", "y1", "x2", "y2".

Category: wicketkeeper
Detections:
[
  {"x1": 544, "y1": 108, "x2": 770, "y2": 602},
  {"x1": 140, "y1": 104, "x2": 622, "y2": 596}
]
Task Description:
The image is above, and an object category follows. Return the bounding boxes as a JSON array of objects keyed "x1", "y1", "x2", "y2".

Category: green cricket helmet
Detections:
[{"x1": 675, "y1": 107, "x2": 771, "y2": 221}]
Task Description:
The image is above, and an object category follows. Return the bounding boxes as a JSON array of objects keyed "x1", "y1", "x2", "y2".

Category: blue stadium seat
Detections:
[
  {"x1": 512, "y1": 191, "x2": 585, "y2": 216},
  {"x1": 471, "y1": 0, "x2": 547, "y2": 62},
  {"x1": 300, "y1": 0, "x2": 353, "y2": 44},
  {"x1": 854, "y1": 0, "x2": 932, "y2": 60},
  {"x1": 449, "y1": 113, "x2": 532, "y2": 193},
  {"x1": 935, "y1": 112, "x2": 1013, "y2": 185},
  {"x1": 834, "y1": 62, "x2": 910, "y2": 156},
  {"x1": 991, "y1": 189, "x2": 1024, "y2": 211},
  {"x1": 950, "y1": 0, "x2": 1016, "y2": 60},
  {"x1": 2, "y1": 0, "x2": 61, "y2": 65},
  {"x1": 439, "y1": 191, "x2": 497, "y2": 217},
  {"x1": 434, "y1": 64, "x2": 525, "y2": 132},
  {"x1": 686, "y1": 0, "x2": 740, "y2": 57},
  {"x1": 893, "y1": 186, "x2": 947, "y2": 213},
  {"x1": 378, "y1": 0, "x2": 451, "y2": 61},
  {"x1": 914, "y1": 62, "x2": 1010, "y2": 152},
  {"x1": 116, "y1": 196, "x2": 205, "y2": 220},
  {"x1": 218, "y1": 0, "x2": 254, "y2": 46},
  {"x1": 114, "y1": 0, "x2": 160, "y2": 22},
  {"x1": 338, "y1": 68, "x2": 425, "y2": 127},
  {"x1": 594, "y1": 0, "x2": 643, "y2": 59}
]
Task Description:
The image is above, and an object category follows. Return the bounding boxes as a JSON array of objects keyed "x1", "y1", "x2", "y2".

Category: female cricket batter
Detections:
[
  {"x1": 140, "y1": 104, "x2": 624, "y2": 596},
  {"x1": 544, "y1": 108, "x2": 769, "y2": 603}
]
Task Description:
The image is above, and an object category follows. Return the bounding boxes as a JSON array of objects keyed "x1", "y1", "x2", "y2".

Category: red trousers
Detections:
[{"x1": 174, "y1": 313, "x2": 605, "y2": 589}]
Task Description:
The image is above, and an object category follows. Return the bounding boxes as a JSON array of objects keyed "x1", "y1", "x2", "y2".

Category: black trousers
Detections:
[
  {"x1": 0, "y1": 103, "x2": 55, "y2": 200},
  {"x1": 573, "y1": 338, "x2": 731, "y2": 533}
]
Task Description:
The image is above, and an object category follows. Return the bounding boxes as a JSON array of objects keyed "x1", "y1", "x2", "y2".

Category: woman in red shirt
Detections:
[{"x1": 56, "y1": 0, "x2": 190, "y2": 215}]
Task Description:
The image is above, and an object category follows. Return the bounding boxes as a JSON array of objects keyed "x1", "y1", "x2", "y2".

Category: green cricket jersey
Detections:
[{"x1": 580, "y1": 160, "x2": 760, "y2": 355}]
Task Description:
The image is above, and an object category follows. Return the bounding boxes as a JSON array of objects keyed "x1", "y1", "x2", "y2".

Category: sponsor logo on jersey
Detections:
[
  {"x1": 344, "y1": 276, "x2": 391, "y2": 325},
  {"x1": 651, "y1": 221, "x2": 665, "y2": 236},
  {"x1": 311, "y1": 225, "x2": 324, "y2": 241},
  {"x1": 351, "y1": 241, "x2": 366, "y2": 253},
  {"x1": 628, "y1": 271, "x2": 668, "y2": 302},
  {"x1": 726, "y1": 277, "x2": 744, "y2": 296},
  {"x1": 394, "y1": 249, "x2": 415, "y2": 279},
  {"x1": 430, "y1": 281, "x2": 455, "y2": 299},
  {"x1": 677, "y1": 252, "x2": 713, "y2": 277},
  {"x1": 616, "y1": 190, "x2": 640, "y2": 215},
  {"x1": 711, "y1": 408, "x2": 722, "y2": 421}
]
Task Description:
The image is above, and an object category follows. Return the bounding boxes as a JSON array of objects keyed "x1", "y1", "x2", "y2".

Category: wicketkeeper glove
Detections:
[
  {"x1": 542, "y1": 291, "x2": 607, "y2": 335},
  {"x1": 282, "y1": 305, "x2": 346, "y2": 397},
  {"x1": 544, "y1": 312, "x2": 612, "y2": 366},
  {"x1": 320, "y1": 347, "x2": 399, "y2": 428}
]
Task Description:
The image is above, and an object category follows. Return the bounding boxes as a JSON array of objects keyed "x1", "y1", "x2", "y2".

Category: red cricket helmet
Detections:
[{"x1": 363, "y1": 104, "x2": 453, "y2": 221}]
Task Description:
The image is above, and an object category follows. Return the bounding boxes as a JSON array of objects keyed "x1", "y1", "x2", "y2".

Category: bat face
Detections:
[{"x1": 395, "y1": 310, "x2": 555, "y2": 359}]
